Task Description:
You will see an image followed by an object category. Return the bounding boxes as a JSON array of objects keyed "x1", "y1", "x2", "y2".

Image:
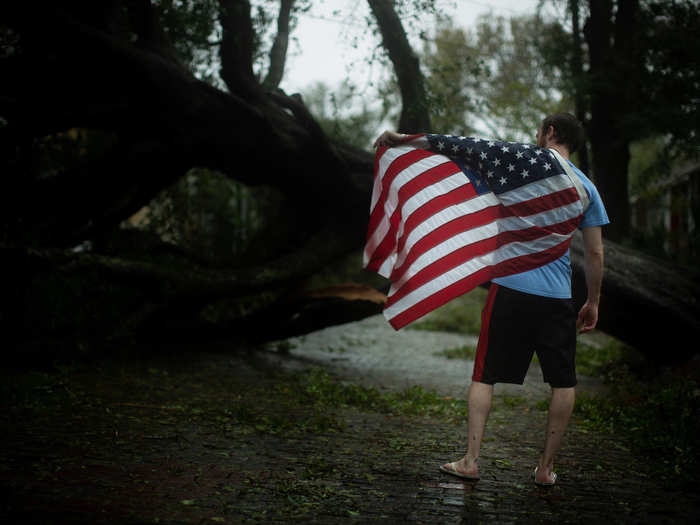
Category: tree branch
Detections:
[
  {"x1": 263, "y1": 0, "x2": 295, "y2": 90},
  {"x1": 123, "y1": 0, "x2": 188, "y2": 69},
  {"x1": 21, "y1": 138, "x2": 189, "y2": 246},
  {"x1": 2, "y1": 225, "x2": 357, "y2": 299}
]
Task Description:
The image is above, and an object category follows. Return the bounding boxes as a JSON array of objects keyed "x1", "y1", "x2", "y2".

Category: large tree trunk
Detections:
[
  {"x1": 568, "y1": 0, "x2": 590, "y2": 175},
  {"x1": 584, "y1": 0, "x2": 641, "y2": 241},
  {"x1": 571, "y1": 234, "x2": 700, "y2": 363}
]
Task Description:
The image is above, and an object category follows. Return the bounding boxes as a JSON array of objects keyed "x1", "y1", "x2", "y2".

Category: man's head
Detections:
[{"x1": 536, "y1": 113, "x2": 584, "y2": 154}]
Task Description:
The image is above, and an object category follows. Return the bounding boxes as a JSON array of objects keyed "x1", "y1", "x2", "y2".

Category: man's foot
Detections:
[
  {"x1": 534, "y1": 466, "x2": 557, "y2": 486},
  {"x1": 439, "y1": 457, "x2": 479, "y2": 480}
]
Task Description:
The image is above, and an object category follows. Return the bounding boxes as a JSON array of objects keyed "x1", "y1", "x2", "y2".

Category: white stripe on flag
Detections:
[
  {"x1": 365, "y1": 151, "x2": 453, "y2": 260},
  {"x1": 392, "y1": 201, "x2": 582, "y2": 290},
  {"x1": 497, "y1": 173, "x2": 579, "y2": 207},
  {"x1": 393, "y1": 172, "x2": 471, "y2": 243},
  {"x1": 394, "y1": 192, "x2": 498, "y2": 269},
  {"x1": 370, "y1": 146, "x2": 449, "y2": 215},
  {"x1": 383, "y1": 232, "x2": 568, "y2": 321}
]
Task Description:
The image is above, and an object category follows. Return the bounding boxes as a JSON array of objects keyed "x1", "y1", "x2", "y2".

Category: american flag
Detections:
[{"x1": 363, "y1": 133, "x2": 590, "y2": 330}]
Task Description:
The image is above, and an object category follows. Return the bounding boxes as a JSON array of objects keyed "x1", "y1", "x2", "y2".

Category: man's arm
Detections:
[{"x1": 577, "y1": 226, "x2": 604, "y2": 333}]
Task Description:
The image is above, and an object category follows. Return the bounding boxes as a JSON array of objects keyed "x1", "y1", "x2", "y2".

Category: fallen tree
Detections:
[{"x1": 1, "y1": 1, "x2": 698, "y2": 364}]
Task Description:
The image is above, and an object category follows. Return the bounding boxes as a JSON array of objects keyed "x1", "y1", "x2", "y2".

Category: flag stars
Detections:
[
  {"x1": 543, "y1": 162, "x2": 552, "y2": 171},
  {"x1": 516, "y1": 151, "x2": 524, "y2": 159},
  {"x1": 493, "y1": 158, "x2": 501, "y2": 166},
  {"x1": 437, "y1": 141, "x2": 445, "y2": 150},
  {"x1": 529, "y1": 157, "x2": 537, "y2": 165},
  {"x1": 499, "y1": 176, "x2": 508, "y2": 185},
  {"x1": 452, "y1": 144, "x2": 460, "y2": 153},
  {"x1": 501, "y1": 146, "x2": 510, "y2": 153},
  {"x1": 507, "y1": 163, "x2": 515, "y2": 172},
  {"x1": 521, "y1": 169, "x2": 529, "y2": 178},
  {"x1": 480, "y1": 152, "x2": 488, "y2": 160}
]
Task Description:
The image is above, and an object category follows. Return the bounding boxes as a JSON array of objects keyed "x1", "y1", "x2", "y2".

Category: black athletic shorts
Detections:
[{"x1": 472, "y1": 283, "x2": 577, "y2": 388}]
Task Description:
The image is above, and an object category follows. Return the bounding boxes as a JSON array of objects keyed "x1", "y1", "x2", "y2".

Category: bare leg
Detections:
[
  {"x1": 442, "y1": 381, "x2": 493, "y2": 477},
  {"x1": 536, "y1": 386, "x2": 575, "y2": 483}
]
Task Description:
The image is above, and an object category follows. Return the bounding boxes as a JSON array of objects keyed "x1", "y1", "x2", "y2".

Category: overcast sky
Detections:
[{"x1": 280, "y1": 0, "x2": 545, "y2": 94}]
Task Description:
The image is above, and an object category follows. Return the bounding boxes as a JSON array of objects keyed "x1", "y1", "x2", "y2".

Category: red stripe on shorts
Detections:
[{"x1": 472, "y1": 283, "x2": 499, "y2": 382}]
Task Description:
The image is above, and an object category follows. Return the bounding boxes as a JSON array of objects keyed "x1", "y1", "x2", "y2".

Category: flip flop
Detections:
[
  {"x1": 439, "y1": 461, "x2": 480, "y2": 481},
  {"x1": 533, "y1": 466, "x2": 557, "y2": 486}
]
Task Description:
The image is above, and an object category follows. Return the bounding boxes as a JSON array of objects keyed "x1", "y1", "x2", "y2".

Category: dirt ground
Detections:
[{"x1": 2, "y1": 320, "x2": 700, "y2": 524}]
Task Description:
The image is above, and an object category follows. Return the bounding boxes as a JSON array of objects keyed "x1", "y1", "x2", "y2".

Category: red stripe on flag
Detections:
[
  {"x1": 390, "y1": 203, "x2": 502, "y2": 282},
  {"x1": 366, "y1": 148, "x2": 436, "y2": 239},
  {"x1": 365, "y1": 162, "x2": 468, "y2": 272},
  {"x1": 394, "y1": 187, "x2": 581, "y2": 277},
  {"x1": 504, "y1": 187, "x2": 580, "y2": 217},
  {"x1": 393, "y1": 183, "x2": 479, "y2": 258},
  {"x1": 385, "y1": 215, "x2": 581, "y2": 308},
  {"x1": 387, "y1": 240, "x2": 572, "y2": 329}
]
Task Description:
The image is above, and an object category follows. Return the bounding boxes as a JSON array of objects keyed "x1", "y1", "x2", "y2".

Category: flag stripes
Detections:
[{"x1": 364, "y1": 134, "x2": 586, "y2": 330}]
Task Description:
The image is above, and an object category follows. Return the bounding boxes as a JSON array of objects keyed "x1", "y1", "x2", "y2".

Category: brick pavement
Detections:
[{"x1": 2, "y1": 316, "x2": 699, "y2": 524}]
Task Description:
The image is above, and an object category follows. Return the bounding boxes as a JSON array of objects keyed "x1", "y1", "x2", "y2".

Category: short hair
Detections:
[{"x1": 540, "y1": 113, "x2": 584, "y2": 154}]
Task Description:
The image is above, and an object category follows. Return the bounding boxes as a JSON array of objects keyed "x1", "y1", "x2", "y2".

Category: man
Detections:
[{"x1": 374, "y1": 113, "x2": 609, "y2": 486}]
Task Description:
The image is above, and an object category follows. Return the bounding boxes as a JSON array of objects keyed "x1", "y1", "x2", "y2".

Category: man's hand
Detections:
[
  {"x1": 373, "y1": 130, "x2": 406, "y2": 149},
  {"x1": 576, "y1": 300, "x2": 598, "y2": 333},
  {"x1": 578, "y1": 226, "x2": 604, "y2": 334}
]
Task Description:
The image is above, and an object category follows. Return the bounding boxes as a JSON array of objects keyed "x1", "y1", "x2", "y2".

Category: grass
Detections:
[
  {"x1": 294, "y1": 368, "x2": 468, "y2": 422},
  {"x1": 408, "y1": 286, "x2": 488, "y2": 335},
  {"x1": 433, "y1": 344, "x2": 476, "y2": 359},
  {"x1": 574, "y1": 338, "x2": 627, "y2": 377}
]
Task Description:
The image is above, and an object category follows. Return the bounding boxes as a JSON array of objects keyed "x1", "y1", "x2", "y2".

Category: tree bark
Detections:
[
  {"x1": 584, "y1": 0, "x2": 639, "y2": 241},
  {"x1": 367, "y1": 0, "x2": 431, "y2": 133},
  {"x1": 218, "y1": 0, "x2": 261, "y2": 100},
  {"x1": 568, "y1": 0, "x2": 590, "y2": 175},
  {"x1": 571, "y1": 233, "x2": 700, "y2": 363},
  {"x1": 262, "y1": 0, "x2": 295, "y2": 90}
]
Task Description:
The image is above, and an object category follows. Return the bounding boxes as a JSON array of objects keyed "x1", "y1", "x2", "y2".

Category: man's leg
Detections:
[
  {"x1": 442, "y1": 380, "x2": 493, "y2": 477},
  {"x1": 536, "y1": 386, "x2": 575, "y2": 483}
]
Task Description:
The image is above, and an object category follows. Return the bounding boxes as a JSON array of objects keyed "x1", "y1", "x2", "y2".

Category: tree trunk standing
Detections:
[
  {"x1": 218, "y1": 0, "x2": 261, "y2": 101},
  {"x1": 568, "y1": 0, "x2": 589, "y2": 175},
  {"x1": 584, "y1": 0, "x2": 640, "y2": 242},
  {"x1": 262, "y1": 0, "x2": 295, "y2": 90},
  {"x1": 367, "y1": 0, "x2": 431, "y2": 133}
]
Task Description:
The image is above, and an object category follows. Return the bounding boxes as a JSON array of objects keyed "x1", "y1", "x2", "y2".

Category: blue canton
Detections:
[{"x1": 426, "y1": 134, "x2": 563, "y2": 195}]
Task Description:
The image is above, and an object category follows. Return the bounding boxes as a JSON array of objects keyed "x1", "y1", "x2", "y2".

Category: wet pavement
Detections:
[
  {"x1": 3, "y1": 314, "x2": 699, "y2": 524},
  {"x1": 269, "y1": 313, "x2": 609, "y2": 400}
]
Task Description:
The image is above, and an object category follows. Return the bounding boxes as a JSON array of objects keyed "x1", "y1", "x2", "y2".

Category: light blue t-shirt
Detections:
[{"x1": 491, "y1": 160, "x2": 609, "y2": 298}]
